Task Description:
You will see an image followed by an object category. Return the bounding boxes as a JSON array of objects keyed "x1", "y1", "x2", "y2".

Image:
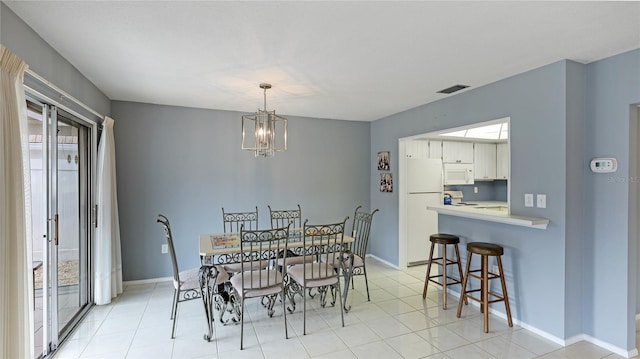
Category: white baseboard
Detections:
[
  {"x1": 123, "y1": 276, "x2": 172, "y2": 286},
  {"x1": 443, "y1": 287, "x2": 637, "y2": 358},
  {"x1": 565, "y1": 334, "x2": 638, "y2": 358},
  {"x1": 366, "y1": 254, "x2": 400, "y2": 269}
]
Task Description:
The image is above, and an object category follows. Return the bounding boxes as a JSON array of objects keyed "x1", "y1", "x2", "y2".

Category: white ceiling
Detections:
[{"x1": 5, "y1": 1, "x2": 640, "y2": 122}]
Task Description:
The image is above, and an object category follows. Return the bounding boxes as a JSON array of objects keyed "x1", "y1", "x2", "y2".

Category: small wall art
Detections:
[
  {"x1": 380, "y1": 173, "x2": 393, "y2": 192},
  {"x1": 377, "y1": 151, "x2": 390, "y2": 170}
]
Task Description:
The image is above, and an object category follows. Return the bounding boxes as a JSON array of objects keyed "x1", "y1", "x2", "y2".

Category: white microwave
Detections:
[{"x1": 443, "y1": 163, "x2": 474, "y2": 185}]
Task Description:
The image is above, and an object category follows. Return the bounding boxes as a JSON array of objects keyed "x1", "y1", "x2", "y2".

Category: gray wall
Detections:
[
  {"x1": 584, "y1": 49, "x2": 640, "y2": 351},
  {"x1": 564, "y1": 60, "x2": 586, "y2": 340},
  {"x1": 111, "y1": 101, "x2": 371, "y2": 280},
  {"x1": 370, "y1": 60, "x2": 569, "y2": 338},
  {"x1": 1, "y1": 3, "x2": 110, "y2": 117},
  {"x1": 369, "y1": 50, "x2": 640, "y2": 352}
]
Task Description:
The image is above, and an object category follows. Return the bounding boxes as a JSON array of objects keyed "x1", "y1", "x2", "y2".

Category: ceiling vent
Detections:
[{"x1": 437, "y1": 84, "x2": 469, "y2": 94}]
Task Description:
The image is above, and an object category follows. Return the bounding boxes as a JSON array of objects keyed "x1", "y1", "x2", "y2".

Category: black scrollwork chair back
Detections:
[
  {"x1": 230, "y1": 224, "x2": 291, "y2": 349},
  {"x1": 221, "y1": 207, "x2": 260, "y2": 273},
  {"x1": 286, "y1": 218, "x2": 348, "y2": 335},
  {"x1": 347, "y1": 206, "x2": 379, "y2": 301},
  {"x1": 268, "y1": 204, "x2": 310, "y2": 267},
  {"x1": 157, "y1": 214, "x2": 229, "y2": 339},
  {"x1": 222, "y1": 206, "x2": 258, "y2": 233},
  {"x1": 268, "y1": 204, "x2": 302, "y2": 229}
]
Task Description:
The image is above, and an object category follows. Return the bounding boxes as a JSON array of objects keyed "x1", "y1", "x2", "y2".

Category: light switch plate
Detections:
[
  {"x1": 525, "y1": 193, "x2": 534, "y2": 207},
  {"x1": 161, "y1": 244, "x2": 168, "y2": 254},
  {"x1": 537, "y1": 194, "x2": 547, "y2": 208}
]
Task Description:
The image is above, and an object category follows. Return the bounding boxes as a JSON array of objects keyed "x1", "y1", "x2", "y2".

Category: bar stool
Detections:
[
  {"x1": 456, "y1": 242, "x2": 513, "y2": 333},
  {"x1": 422, "y1": 233, "x2": 466, "y2": 309}
]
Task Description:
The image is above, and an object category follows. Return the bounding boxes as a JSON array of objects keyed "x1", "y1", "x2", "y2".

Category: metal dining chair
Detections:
[
  {"x1": 230, "y1": 224, "x2": 291, "y2": 349},
  {"x1": 286, "y1": 218, "x2": 348, "y2": 335},
  {"x1": 268, "y1": 205, "x2": 311, "y2": 267},
  {"x1": 344, "y1": 206, "x2": 379, "y2": 301},
  {"x1": 221, "y1": 207, "x2": 264, "y2": 273},
  {"x1": 222, "y1": 206, "x2": 258, "y2": 233},
  {"x1": 319, "y1": 206, "x2": 378, "y2": 311},
  {"x1": 268, "y1": 204, "x2": 302, "y2": 229},
  {"x1": 157, "y1": 214, "x2": 229, "y2": 339}
]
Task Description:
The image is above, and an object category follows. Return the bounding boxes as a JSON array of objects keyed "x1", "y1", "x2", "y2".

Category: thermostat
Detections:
[{"x1": 590, "y1": 158, "x2": 617, "y2": 173}]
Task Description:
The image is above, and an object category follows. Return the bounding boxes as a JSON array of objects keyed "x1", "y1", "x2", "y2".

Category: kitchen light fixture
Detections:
[
  {"x1": 241, "y1": 83, "x2": 288, "y2": 157},
  {"x1": 438, "y1": 121, "x2": 509, "y2": 140}
]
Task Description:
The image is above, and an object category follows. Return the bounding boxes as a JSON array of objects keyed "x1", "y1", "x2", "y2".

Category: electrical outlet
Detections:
[
  {"x1": 161, "y1": 244, "x2": 168, "y2": 254},
  {"x1": 492, "y1": 265, "x2": 499, "y2": 274},
  {"x1": 474, "y1": 186, "x2": 478, "y2": 194},
  {"x1": 537, "y1": 194, "x2": 547, "y2": 208},
  {"x1": 524, "y1": 193, "x2": 534, "y2": 207}
]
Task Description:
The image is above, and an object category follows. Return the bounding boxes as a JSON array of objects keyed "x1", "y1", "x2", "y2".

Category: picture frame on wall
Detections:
[
  {"x1": 380, "y1": 173, "x2": 393, "y2": 192},
  {"x1": 377, "y1": 151, "x2": 390, "y2": 170}
]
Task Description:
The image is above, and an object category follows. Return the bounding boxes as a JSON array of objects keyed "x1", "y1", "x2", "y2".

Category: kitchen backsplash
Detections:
[{"x1": 445, "y1": 180, "x2": 508, "y2": 202}]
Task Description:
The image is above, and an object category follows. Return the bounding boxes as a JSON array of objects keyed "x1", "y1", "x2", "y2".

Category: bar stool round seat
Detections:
[
  {"x1": 466, "y1": 242, "x2": 503, "y2": 256},
  {"x1": 457, "y1": 242, "x2": 513, "y2": 333},
  {"x1": 429, "y1": 233, "x2": 460, "y2": 245},
  {"x1": 422, "y1": 233, "x2": 466, "y2": 309}
]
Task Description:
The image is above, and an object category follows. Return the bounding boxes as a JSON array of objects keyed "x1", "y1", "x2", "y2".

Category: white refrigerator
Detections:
[{"x1": 406, "y1": 158, "x2": 443, "y2": 266}]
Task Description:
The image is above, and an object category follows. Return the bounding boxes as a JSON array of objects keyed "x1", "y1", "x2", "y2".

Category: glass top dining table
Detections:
[
  {"x1": 197, "y1": 229, "x2": 356, "y2": 342},
  {"x1": 199, "y1": 228, "x2": 354, "y2": 259}
]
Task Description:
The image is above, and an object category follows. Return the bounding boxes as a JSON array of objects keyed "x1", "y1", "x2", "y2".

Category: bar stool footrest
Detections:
[
  {"x1": 467, "y1": 271, "x2": 501, "y2": 281},
  {"x1": 462, "y1": 289, "x2": 508, "y2": 303},
  {"x1": 428, "y1": 278, "x2": 463, "y2": 287}
]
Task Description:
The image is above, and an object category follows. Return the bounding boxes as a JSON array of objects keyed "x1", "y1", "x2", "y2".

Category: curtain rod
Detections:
[
  {"x1": 24, "y1": 85, "x2": 99, "y2": 127},
  {"x1": 25, "y1": 68, "x2": 104, "y2": 120}
]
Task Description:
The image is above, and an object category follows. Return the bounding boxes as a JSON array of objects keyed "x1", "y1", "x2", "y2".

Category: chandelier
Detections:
[{"x1": 241, "y1": 83, "x2": 288, "y2": 157}]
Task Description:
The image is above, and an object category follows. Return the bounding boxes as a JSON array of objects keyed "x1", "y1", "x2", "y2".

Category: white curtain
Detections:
[
  {"x1": 94, "y1": 116, "x2": 123, "y2": 305},
  {"x1": 0, "y1": 45, "x2": 34, "y2": 358}
]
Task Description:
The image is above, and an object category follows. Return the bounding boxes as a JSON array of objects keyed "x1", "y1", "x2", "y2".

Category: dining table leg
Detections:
[
  {"x1": 198, "y1": 265, "x2": 218, "y2": 342},
  {"x1": 341, "y1": 253, "x2": 355, "y2": 313}
]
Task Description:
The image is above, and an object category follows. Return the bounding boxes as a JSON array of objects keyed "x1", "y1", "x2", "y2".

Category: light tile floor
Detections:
[
  {"x1": 53, "y1": 259, "x2": 630, "y2": 358},
  {"x1": 35, "y1": 285, "x2": 85, "y2": 357}
]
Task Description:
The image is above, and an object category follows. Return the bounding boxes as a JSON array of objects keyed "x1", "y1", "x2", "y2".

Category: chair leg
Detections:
[
  {"x1": 482, "y1": 255, "x2": 489, "y2": 333},
  {"x1": 453, "y1": 244, "x2": 468, "y2": 305},
  {"x1": 423, "y1": 242, "x2": 436, "y2": 299},
  {"x1": 281, "y1": 290, "x2": 288, "y2": 339},
  {"x1": 457, "y1": 252, "x2": 472, "y2": 318},
  {"x1": 240, "y1": 297, "x2": 245, "y2": 350},
  {"x1": 171, "y1": 289, "x2": 178, "y2": 320},
  {"x1": 336, "y1": 280, "x2": 345, "y2": 328},
  {"x1": 303, "y1": 285, "x2": 307, "y2": 335},
  {"x1": 497, "y1": 257, "x2": 513, "y2": 328},
  {"x1": 442, "y1": 243, "x2": 448, "y2": 309},
  {"x1": 363, "y1": 264, "x2": 371, "y2": 302},
  {"x1": 171, "y1": 297, "x2": 179, "y2": 339}
]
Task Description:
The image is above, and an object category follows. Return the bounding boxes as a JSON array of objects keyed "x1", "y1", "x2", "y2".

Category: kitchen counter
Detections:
[{"x1": 428, "y1": 201, "x2": 549, "y2": 229}]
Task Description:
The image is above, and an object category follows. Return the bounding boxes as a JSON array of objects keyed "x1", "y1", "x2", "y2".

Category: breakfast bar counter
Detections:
[{"x1": 428, "y1": 202, "x2": 549, "y2": 229}]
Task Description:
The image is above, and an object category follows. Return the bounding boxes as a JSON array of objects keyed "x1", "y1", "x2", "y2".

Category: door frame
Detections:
[{"x1": 25, "y1": 90, "x2": 99, "y2": 355}]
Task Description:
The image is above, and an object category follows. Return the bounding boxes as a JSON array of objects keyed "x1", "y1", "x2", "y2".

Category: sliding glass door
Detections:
[{"x1": 27, "y1": 98, "x2": 95, "y2": 357}]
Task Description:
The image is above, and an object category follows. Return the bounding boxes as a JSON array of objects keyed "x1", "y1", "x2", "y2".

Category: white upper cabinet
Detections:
[
  {"x1": 442, "y1": 141, "x2": 474, "y2": 163},
  {"x1": 405, "y1": 140, "x2": 428, "y2": 158},
  {"x1": 428, "y1": 140, "x2": 442, "y2": 159},
  {"x1": 473, "y1": 143, "x2": 497, "y2": 180},
  {"x1": 496, "y1": 142, "x2": 509, "y2": 180}
]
